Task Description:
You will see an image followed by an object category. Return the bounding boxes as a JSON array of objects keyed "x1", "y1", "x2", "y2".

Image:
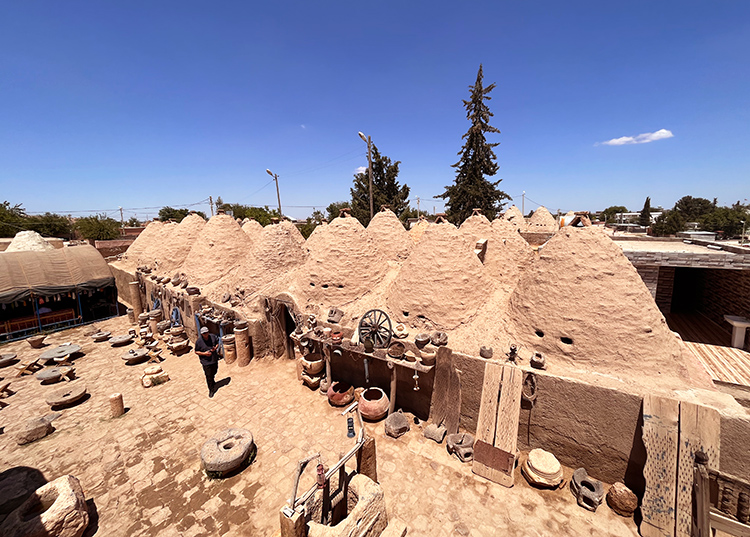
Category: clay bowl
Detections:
[
  {"x1": 419, "y1": 344, "x2": 438, "y2": 366},
  {"x1": 327, "y1": 381, "x2": 354, "y2": 407},
  {"x1": 387, "y1": 341, "x2": 405, "y2": 359},
  {"x1": 403, "y1": 352, "x2": 418, "y2": 364},
  {"x1": 358, "y1": 387, "x2": 389, "y2": 421},
  {"x1": 27, "y1": 335, "x2": 47, "y2": 349},
  {"x1": 414, "y1": 333, "x2": 430, "y2": 349},
  {"x1": 300, "y1": 352, "x2": 324, "y2": 375}
]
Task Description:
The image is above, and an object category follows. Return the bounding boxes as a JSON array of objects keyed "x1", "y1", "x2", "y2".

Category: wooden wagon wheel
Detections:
[{"x1": 358, "y1": 309, "x2": 392, "y2": 349}]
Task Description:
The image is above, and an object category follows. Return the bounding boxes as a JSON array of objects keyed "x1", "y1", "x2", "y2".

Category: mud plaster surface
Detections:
[
  {"x1": 5, "y1": 230, "x2": 54, "y2": 252},
  {"x1": 180, "y1": 214, "x2": 251, "y2": 287},
  {"x1": 366, "y1": 209, "x2": 412, "y2": 262},
  {"x1": 526, "y1": 206, "x2": 558, "y2": 233}
]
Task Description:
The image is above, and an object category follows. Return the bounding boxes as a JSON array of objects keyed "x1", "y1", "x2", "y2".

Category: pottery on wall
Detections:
[{"x1": 300, "y1": 352, "x2": 324, "y2": 375}]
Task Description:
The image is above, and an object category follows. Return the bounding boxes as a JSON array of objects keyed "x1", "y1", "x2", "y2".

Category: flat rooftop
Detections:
[
  {"x1": 0, "y1": 316, "x2": 638, "y2": 536},
  {"x1": 616, "y1": 240, "x2": 735, "y2": 254}
]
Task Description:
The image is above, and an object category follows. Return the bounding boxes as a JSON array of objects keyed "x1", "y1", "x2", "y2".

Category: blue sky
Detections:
[{"x1": 1, "y1": 1, "x2": 748, "y2": 221}]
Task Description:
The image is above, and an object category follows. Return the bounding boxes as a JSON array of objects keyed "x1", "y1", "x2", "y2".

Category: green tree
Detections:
[
  {"x1": 158, "y1": 207, "x2": 205, "y2": 222},
  {"x1": 700, "y1": 202, "x2": 749, "y2": 237},
  {"x1": 75, "y1": 214, "x2": 121, "y2": 240},
  {"x1": 297, "y1": 210, "x2": 326, "y2": 239},
  {"x1": 126, "y1": 216, "x2": 141, "y2": 227},
  {"x1": 350, "y1": 145, "x2": 409, "y2": 227},
  {"x1": 326, "y1": 201, "x2": 349, "y2": 222},
  {"x1": 439, "y1": 65, "x2": 510, "y2": 224},
  {"x1": 673, "y1": 196, "x2": 715, "y2": 222},
  {"x1": 0, "y1": 201, "x2": 27, "y2": 237},
  {"x1": 28, "y1": 212, "x2": 73, "y2": 239},
  {"x1": 599, "y1": 205, "x2": 629, "y2": 224},
  {"x1": 638, "y1": 197, "x2": 652, "y2": 227},
  {"x1": 214, "y1": 201, "x2": 279, "y2": 225},
  {"x1": 651, "y1": 210, "x2": 686, "y2": 237}
]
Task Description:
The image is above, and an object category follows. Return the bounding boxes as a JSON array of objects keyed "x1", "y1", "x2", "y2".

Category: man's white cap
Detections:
[{"x1": 200, "y1": 326, "x2": 209, "y2": 334}]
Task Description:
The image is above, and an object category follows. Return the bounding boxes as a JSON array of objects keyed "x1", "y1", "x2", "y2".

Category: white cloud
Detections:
[
  {"x1": 354, "y1": 166, "x2": 367, "y2": 175},
  {"x1": 300, "y1": 124, "x2": 306, "y2": 129},
  {"x1": 598, "y1": 129, "x2": 674, "y2": 146}
]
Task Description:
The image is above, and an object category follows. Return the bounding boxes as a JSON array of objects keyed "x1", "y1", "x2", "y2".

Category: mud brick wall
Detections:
[
  {"x1": 636, "y1": 266, "x2": 659, "y2": 298},
  {"x1": 700, "y1": 269, "x2": 750, "y2": 345},
  {"x1": 656, "y1": 266, "x2": 675, "y2": 313}
]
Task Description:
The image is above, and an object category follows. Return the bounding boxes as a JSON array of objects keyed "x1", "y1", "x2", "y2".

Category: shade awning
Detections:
[{"x1": 0, "y1": 245, "x2": 115, "y2": 304}]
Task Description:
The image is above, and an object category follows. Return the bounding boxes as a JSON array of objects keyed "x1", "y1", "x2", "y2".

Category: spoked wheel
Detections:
[{"x1": 358, "y1": 309, "x2": 392, "y2": 349}]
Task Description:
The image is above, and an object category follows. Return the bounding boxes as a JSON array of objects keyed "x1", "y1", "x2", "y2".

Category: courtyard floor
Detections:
[{"x1": 0, "y1": 316, "x2": 639, "y2": 536}]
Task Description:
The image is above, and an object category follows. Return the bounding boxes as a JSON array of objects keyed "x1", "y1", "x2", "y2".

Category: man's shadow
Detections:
[{"x1": 214, "y1": 377, "x2": 231, "y2": 393}]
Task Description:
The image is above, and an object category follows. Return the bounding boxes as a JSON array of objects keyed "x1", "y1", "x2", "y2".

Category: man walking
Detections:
[{"x1": 195, "y1": 326, "x2": 220, "y2": 397}]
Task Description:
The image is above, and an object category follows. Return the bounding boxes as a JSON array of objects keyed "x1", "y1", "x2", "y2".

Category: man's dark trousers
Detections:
[{"x1": 203, "y1": 363, "x2": 218, "y2": 393}]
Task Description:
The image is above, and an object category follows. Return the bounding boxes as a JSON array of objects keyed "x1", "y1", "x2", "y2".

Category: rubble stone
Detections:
[
  {"x1": 606, "y1": 482, "x2": 638, "y2": 517},
  {"x1": 384, "y1": 412, "x2": 409, "y2": 438},
  {"x1": 423, "y1": 423, "x2": 447, "y2": 443}
]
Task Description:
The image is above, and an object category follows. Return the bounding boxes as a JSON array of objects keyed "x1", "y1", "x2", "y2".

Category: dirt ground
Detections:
[{"x1": 0, "y1": 316, "x2": 639, "y2": 536}]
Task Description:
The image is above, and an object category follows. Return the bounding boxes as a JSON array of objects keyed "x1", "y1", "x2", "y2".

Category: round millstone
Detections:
[{"x1": 201, "y1": 428, "x2": 255, "y2": 476}]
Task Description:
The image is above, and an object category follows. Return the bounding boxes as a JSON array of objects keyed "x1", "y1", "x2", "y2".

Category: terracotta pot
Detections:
[
  {"x1": 419, "y1": 344, "x2": 437, "y2": 365},
  {"x1": 387, "y1": 341, "x2": 405, "y2": 359},
  {"x1": 358, "y1": 387, "x2": 389, "y2": 421},
  {"x1": 27, "y1": 335, "x2": 46, "y2": 349},
  {"x1": 300, "y1": 352, "x2": 324, "y2": 375},
  {"x1": 414, "y1": 333, "x2": 430, "y2": 349},
  {"x1": 327, "y1": 381, "x2": 354, "y2": 407}
]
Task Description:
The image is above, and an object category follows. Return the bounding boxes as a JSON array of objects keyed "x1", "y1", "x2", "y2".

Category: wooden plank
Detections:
[
  {"x1": 428, "y1": 346, "x2": 452, "y2": 427},
  {"x1": 495, "y1": 365, "x2": 523, "y2": 453},
  {"x1": 444, "y1": 355, "x2": 461, "y2": 435},
  {"x1": 493, "y1": 364, "x2": 523, "y2": 488},
  {"x1": 475, "y1": 362, "x2": 503, "y2": 444},
  {"x1": 676, "y1": 402, "x2": 720, "y2": 537},
  {"x1": 693, "y1": 460, "x2": 711, "y2": 537},
  {"x1": 641, "y1": 394, "x2": 680, "y2": 537},
  {"x1": 472, "y1": 362, "x2": 504, "y2": 483},
  {"x1": 710, "y1": 510, "x2": 750, "y2": 537}
]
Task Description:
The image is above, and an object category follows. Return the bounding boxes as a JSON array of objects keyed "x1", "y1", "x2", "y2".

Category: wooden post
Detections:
[
  {"x1": 279, "y1": 507, "x2": 306, "y2": 537},
  {"x1": 357, "y1": 436, "x2": 378, "y2": 483},
  {"x1": 109, "y1": 393, "x2": 125, "y2": 418},
  {"x1": 129, "y1": 281, "x2": 143, "y2": 316},
  {"x1": 388, "y1": 363, "x2": 397, "y2": 416}
]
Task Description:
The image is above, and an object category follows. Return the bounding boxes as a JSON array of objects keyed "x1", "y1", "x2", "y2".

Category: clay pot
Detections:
[
  {"x1": 363, "y1": 338, "x2": 374, "y2": 354},
  {"x1": 419, "y1": 345, "x2": 437, "y2": 365},
  {"x1": 414, "y1": 333, "x2": 430, "y2": 349},
  {"x1": 327, "y1": 381, "x2": 354, "y2": 407},
  {"x1": 331, "y1": 331, "x2": 343, "y2": 344},
  {"x1": 403, "y1": 352, "x2": 418, "y2": 364},
  {"x1": 300, "y1": 352, "x2": 324, "y2": 375},
  {"x1": 358, "y1": 387, "x2": 389, "y2": 421},
  {"x1": 430, "y1": 331, "x2": 448, "y2": 347},
  {"x1": 479, "y1": 346, "x2": 493, "y2": 359},
  {"x1": 387, "y1": 341, "x2": 405, "y2": 359}
]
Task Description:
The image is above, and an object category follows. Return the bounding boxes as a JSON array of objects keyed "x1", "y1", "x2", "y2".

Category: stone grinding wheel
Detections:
[
  {"x1": 39, "y1": 344, "x2": 82, "y2": 363},
  {"x1": 201, "y1": 428, "x2": 255, "y2": 475},
  {"x1": 122, "y1": 348, "x2": 149, "y2": 364},
  {"x1": 109, "y1": 335, "x2": 134, "y2": 347},
  {"x1": 45, "y1": 383, "x2": 87, "y2": 408},
  {"x1": 0, "y1": 353, "x2": 18, "y2": 368},
  {"x1": 91, "y1": 331, "x2": 111, "y2": 342},
  {"x1": 36, "y1": 368, "x2": 64, "y2": 384},
  {"x1": 357, "y1": 309, "x2": 392, "y2": 349}
]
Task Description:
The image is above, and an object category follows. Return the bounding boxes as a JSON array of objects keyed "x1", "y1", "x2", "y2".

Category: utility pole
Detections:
[
  {"x1": 417, "y1": 196, "x2": 420, "y2": 215},
  {"x1": 119, "y1": 206, "x2": 124, "y2": 228},
  {"x1": 266, "y1": 169, "x2": 282, "y2": 217},
  {"x1": 358, "y1": 132, "x2": 374, "y2": 221},
  {"x1": 209, "y1": 196, "x2": 214, "y2": 216}
]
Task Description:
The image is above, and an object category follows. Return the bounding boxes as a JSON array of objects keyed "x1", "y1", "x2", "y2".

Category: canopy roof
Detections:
[{"x1": 0, "y1": 245, "x2": 114, "y2": 304}]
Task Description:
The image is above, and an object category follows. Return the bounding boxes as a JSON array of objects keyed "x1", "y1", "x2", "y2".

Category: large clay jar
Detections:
[
  {"x1": 300, "y1": 352, "x2": 324, "y2": 375},
  {"x1": 327, "y1": 381, "x2": 354, "y2": 407},
  {"x1": 358, "y1": 387, "x2": 389, "y2": 421}
]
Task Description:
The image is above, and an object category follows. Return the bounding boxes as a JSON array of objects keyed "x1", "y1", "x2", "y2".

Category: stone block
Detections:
[
  {"x1": 423, "y1": 423, "x2": 446, "y2": 444},
  {"x1": 384, "y1": 412, "x2": 409, "y2": 439},
  {"x1": 16, "y1": 416, "x2": 54, "y2": 445},
  {"x1": 606, "y1": 481, "x2": 638, "y2": 517}
]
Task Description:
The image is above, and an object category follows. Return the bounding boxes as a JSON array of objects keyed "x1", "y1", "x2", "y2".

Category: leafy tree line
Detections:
[{"x1": 651, "y1": 196, "x2": 748, "y2": 237}]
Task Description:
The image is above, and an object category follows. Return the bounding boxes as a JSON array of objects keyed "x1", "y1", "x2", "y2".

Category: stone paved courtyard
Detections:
[{"x1": 0, "y1": 316, "x2": 639, "y2": 536}]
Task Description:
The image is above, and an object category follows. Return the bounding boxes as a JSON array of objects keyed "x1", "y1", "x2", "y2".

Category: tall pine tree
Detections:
[
  {"x1": 350, "y1": 145, "x2": 410, "y2": 227},
  {"x1": 638, "y1": 196, "x2": 652, "y2": 227},
  {"x1": 439, "y1": 64, "x2": 510, "y2": 224}
]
